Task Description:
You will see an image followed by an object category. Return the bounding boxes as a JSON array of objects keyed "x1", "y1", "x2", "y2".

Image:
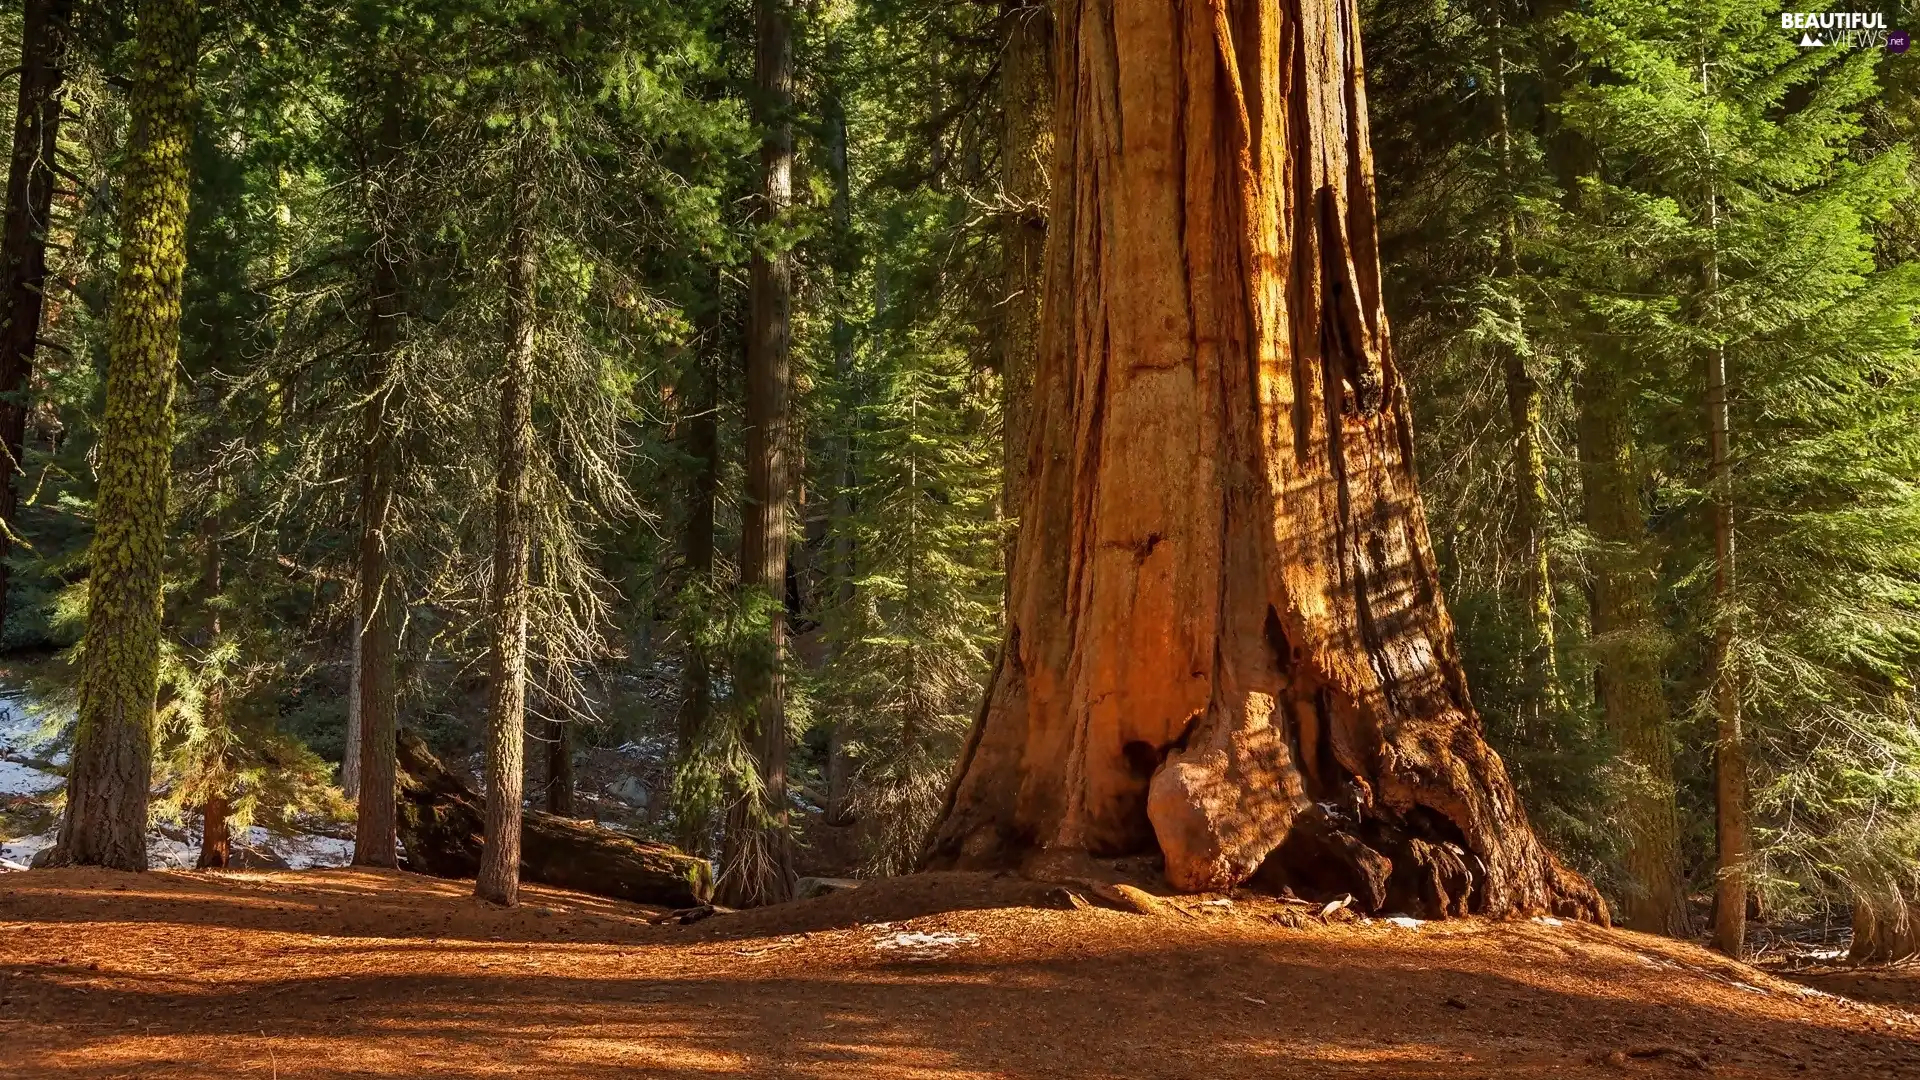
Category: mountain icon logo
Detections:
[{"x1": 1799, "y1": 31, "x2": 1823, "y2": 46}]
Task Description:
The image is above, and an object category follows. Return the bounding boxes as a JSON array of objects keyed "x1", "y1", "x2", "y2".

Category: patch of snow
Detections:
[
  {"x1": 1201, "y1": 898, "x2": 1233, "y2": 908},
  {"x1": 0, "y1": 758, "x2": 61, "y2": 797},
  {"x1": 872, "y1": 930, "x2": 978, "y2": 956},
  {"x1": 245, "y1": 827, "x2": 354, "y2": 870},
  {"x1": 1385, "y1": 915, "x2": 1424, "y2": 929},
  {"x1": 0, "y1": 693, "x2": 68, "y2": 766},
  {"x1": 1730, "y1": 981, "x2": 1770, "y2": 995},
  {"x1": 1532, "y1": 916, "x2": 1564, "y2": 927},
  {"x1": 0, "y1": 686, "x2": 356, "y2": 873},
  {"x1": 0, "y1": 828, "x2": 54, "y2": 866}
]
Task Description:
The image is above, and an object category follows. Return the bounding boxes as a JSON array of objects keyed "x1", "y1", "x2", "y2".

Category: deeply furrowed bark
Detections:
[
  {"x1": 717, "y1": 0, "x2": 797, "y2": 909},
  {"x1": 52, "y1": 0, "x2": 198, "y2": 872},
  {"x1": 475, "y1": 151, "x2": 538, "y2": 907},
  {"x1": 0, "y1": 0, "x2": 73, "y2": 632},
  {"x1": 1578, "y1": 369, "x2": 1687, "y2": 935},
  {"x1": 924, "y1": 0, "x2": 1602, "y2": 922}
]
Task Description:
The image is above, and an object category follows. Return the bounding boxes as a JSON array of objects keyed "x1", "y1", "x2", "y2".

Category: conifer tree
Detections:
[{"x1": 51, "y1": 0, "x2": 199, "y2": 870}]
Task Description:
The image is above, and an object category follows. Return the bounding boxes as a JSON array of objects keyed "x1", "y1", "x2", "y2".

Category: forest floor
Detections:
[{"x1": 3, "y1": 868, "x2": 1919, "y2": 1078}]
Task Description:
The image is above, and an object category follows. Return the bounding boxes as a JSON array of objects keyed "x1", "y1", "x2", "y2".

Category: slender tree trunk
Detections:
[
  {"x1": 0, "y1": 0, "x2": 73, "y2": 633},
  {"x1": 1578, "y1": 367, "x2": 1688, "y2": 935},
  {"x1": 1850, "y1": 891, "x2": 1920, "y2": 964},
  {"x1": 194, "y1": 495, "x2": 230, "y2": 870},
  {"x1": 343, "y1": 611, "x2": 362, "y2": 799},
  {"x1": 924, "y1": 0, "x2": 1602, "y2": 921},
  {"x1": 196, "y1": 783, "x2": 229, "y2": 868},
  {"x1": 353, "y1": 159, "x2": 412, "y2": 864},
  {"x1": 673, "y1": 316, "x2": 720, "y2": 853},
  {"x1": 999, "y1": 0, "x2": 1052, "y2": 555},
  {"x1": 476, "y1": 148, "x2": 539, "y2": 907},
  {"x1": 1490, "y1": 26, "x2": 1558, "y2": 734},
  {"x1": 350, "y1": 85, "x2": 409, "y2": 870},
  {"x1": 1702, "y1": 60, "x2": 1745, "y2": 954},
  {"x1": 717, "y1": 0, "x2": 796, "y2": 908},
  {"x1": 51, "y1": 0, "x2": 198, "y2": 872},
  {"x1": 544, "y1": 714, "x2": 573, "y2": 816},
  {"x1": 822, "y1": 60, "x2": 855, "y2": 827}
]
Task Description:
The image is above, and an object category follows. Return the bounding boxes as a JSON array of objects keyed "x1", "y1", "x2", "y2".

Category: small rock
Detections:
[{"x1": 606, "y1": 776, "x2": 651, "y2": 809}]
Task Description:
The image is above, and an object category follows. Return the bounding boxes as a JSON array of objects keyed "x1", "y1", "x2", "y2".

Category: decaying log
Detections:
[{"x1": 396, "y1": 732, "x2": 711, "y2": 908}]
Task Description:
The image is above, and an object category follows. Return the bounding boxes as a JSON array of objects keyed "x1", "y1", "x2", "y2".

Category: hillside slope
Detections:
[{"x1": 2, "y1": 868, "x2": 1917, "y2": 1078}]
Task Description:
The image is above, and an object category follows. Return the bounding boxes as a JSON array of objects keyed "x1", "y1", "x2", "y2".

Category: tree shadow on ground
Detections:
[{"x1": 5, "y1": 900, "x2": 1920, "y2": 1077}]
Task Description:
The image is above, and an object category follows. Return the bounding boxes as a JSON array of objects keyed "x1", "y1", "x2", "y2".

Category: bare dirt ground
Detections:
[{"x1": 4, "y1": 868, "x2": 1919, "y2": 1078}]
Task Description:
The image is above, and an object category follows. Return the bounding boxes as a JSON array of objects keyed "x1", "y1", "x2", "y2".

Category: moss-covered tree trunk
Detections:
[
  {"x1": 50, "y1": 0, "x2": 198, "y2": 872},
  {"x1": 350, "y1": 89, "x2": 408, "y2": 870},
  {"x1": 1578, "y1": 368, "x2": 1687, "y2": 935},
  {"x1": 476, "y1": 151, "x2": 539, "y2": 907},
  {"x1": 0, "y1": 0, "x2": 74, "y2": 632},
  {"x1": 717, "y1": 0, "x2": 796, "y2": 908},
  {"x1": 924, "y1": 0, "x2": 1602, "y2": 921}
]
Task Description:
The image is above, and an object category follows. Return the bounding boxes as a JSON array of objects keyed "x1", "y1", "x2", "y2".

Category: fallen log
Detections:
[{"x1": 395, "y1": 731, "x2": 711, "y2": 908}]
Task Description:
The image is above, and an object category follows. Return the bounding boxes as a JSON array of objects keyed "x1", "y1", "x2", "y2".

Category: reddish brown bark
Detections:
[{"x1": 924, "y1": 0, "x2": 1602, "y2": 922}]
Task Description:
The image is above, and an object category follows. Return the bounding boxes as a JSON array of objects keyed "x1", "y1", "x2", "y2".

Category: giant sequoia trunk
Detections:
[
  {"x1": 924, "y1": 0, "x2": 1602, "y2": 921},
  {"x1": 52, "y1": 0, "x2": 198, "y2": 871},
  {"x1": 0, "y1": 0, "x2": 74, "y2": 633}
]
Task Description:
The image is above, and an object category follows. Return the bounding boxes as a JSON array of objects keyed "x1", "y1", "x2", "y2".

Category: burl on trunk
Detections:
[{"x1": 924, "y1": 0, "x2": 1603, "y2": 922}]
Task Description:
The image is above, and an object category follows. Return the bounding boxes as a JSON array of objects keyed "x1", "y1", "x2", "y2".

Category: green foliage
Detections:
[{"x1": 1371, "y1": 0, "x2": 1920, "y2": 922}]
